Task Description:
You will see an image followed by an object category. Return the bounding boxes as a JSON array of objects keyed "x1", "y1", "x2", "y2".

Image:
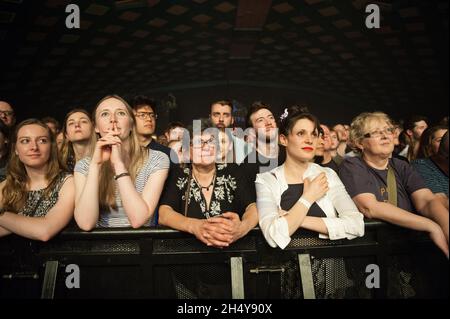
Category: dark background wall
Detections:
[{"x1": 1, "y1": 0, "x2": 448, "y2": 132}]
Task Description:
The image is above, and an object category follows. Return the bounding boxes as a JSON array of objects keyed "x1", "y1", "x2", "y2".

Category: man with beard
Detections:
[
  {"x1": 400, "y1": 115, "x2": 428, "y2": 161},
  {"x1": 241, "y1": 101, "x2": 285, "y2": 183},
  {"x1": 209, "y1": 100, "x2": 251, "y2": 164}
]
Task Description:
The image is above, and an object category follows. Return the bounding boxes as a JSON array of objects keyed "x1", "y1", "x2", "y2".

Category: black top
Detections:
[
  {"x1": 339, "y1": 156, "x2": 426, "y2": 212},
  {"x1": 319, "y1": 158, "x2": 340, "y2": 173},
  {"x1": 280, "y1": 184, "x2": 326, "y2": 217},
  {"x1": 160, "y1": 163, "x2": 256, "y2": 219},
  {"x1": 0, "y1": 156, "x2": 7, "y2": 182},
  {"x1": 241, "y1": 146, "x2": 286, "y2": 183}
]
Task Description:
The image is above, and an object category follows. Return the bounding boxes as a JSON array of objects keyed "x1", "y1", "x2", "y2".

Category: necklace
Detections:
[{"x1": 193, "y1": 170, "x2": 216, "y2": 191}]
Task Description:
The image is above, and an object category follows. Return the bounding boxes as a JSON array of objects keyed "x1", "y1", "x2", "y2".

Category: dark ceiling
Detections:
[{"x1": 0, "y1": 0, "x2": 448, "y2": 126}]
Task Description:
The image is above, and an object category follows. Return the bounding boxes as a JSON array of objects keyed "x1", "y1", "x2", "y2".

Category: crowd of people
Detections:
[{"x1": 0, "y1": 98, "x2": 448, "y2": 260}]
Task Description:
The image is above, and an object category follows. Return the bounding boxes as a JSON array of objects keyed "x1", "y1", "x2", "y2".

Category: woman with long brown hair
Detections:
[
  {"x1": 59, "y1": 108, "x2": 96, "y2": 171},
  {"x1": 0, "y1": 119, "x2": 74, "y2": 240},
  {"x1": 74, "y1": 95, "x2": 169, "y2": 230}
]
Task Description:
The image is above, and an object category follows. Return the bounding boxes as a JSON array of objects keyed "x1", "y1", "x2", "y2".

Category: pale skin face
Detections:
[
  {"x1": 333, "y1": 124, "x2": 349, "y2": 142},
  {"x1": 168, "y1": 140, "x2": 183, "y2": 164},
  {"x1": 329, "y1": 130, "x2": 339, "y2": 150},
  {"x1": 250, "y1": 108, "x2": 277, "y2": 141},
  {"x1": 210, "y1": 103, "x2": 233, "y2": 129},
  {"x1": 15, "y1": 124, "x2": 51, "y2": 170},
  {"x1": 280, "y1": 118, "x2": 319, "y2": 163},
  {"x1": 45, "y1": 122, "x2": 58, "y2": 135},
  {"x1": 95, "y1": 98, "x2": 133, "y2": 140},
  {"x1": 65, "y1": 112, "x2": 93, "y2": 143},
  {"x1": 431, "y1": 129, "x2": 448, "y2": 156},
  {"x1": 191, "y1": 133, "x2": 217, "y2": 166},
  {"x1": 166, "y1": 127, "x2": 185, "y2": 143},
  {"x1": 320, "y1": 124, "x2": 331, "y2": 151},
  {"x1": 408, "y1": 120, "x2": 428, "y2": 141},
  {"x1": 393, "y1": 126, "x2": 402, "y2": 146},
  {"x1": 56, "y1": 132, "x2": 64, "y2": 151},
  {"x1": 134, "y1": 105, "x2": 156, "y2": 137},
  {"x1": 217, "y1": 130, "x2": 232, "y2": 162},
  {"x1": 357, "y1": 119, "x2": 395, "y2": 158},
  {"x1": 0, "y1": 101, "x2": 15, "y2": 128},
  {"x1": 315, "y1": 133, "x2": 325, "y2": 156}
]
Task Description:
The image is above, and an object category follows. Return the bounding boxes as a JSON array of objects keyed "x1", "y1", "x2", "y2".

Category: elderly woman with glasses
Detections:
[
  {"x1": 159, "y1": 127, "x2": 258, "y2": 248},
  {"x1": 158, "y1": 127, "x2": 257, "y2": 298},
  {"x1": 339, "y1": 112, "x2": 449, "y2": 258}
]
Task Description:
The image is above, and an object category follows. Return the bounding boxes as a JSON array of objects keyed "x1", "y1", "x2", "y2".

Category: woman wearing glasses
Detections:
[
  {"x1": 159, "y1": 127, "x2": 258, "y2": 248},
  {"x1": 74, "y1": 95, "x2": 169, "y2": 230},
  {"x1": 339, "y1": 112, "x2": 449, "y2": 257},
  {"x1": 158, "y1": 127, "x2": 257, "y2": 298}
]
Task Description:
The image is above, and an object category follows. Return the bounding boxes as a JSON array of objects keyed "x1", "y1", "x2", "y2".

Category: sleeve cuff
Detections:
[{"x1": 262, "y1": 216, "x2": 292, "y2": 249}]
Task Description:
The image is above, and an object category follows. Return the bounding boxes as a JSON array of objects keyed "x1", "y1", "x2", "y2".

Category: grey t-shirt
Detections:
[
  {"x1": 74, "y1": 149, "x2": 169, "y2": 227},
  {"x1": 339, "y1": 156, "x2": 426, "y2": 212}
]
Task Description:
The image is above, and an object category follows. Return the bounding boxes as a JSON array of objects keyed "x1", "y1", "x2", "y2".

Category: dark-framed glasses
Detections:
[
  {"x1": 0, "y1": 110, "x2": 14, "y2": 117},
  {"x1": 135, "y1": 112, "x2": 157, "y2": 120},
  {"x1": 192, "y1": 136, "x2": 216, "y2": 149}
]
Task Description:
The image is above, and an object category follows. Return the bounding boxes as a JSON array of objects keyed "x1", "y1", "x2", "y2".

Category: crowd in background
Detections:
[{"x1": 0, "y1": 98, "x2": 448, "y2": 260}]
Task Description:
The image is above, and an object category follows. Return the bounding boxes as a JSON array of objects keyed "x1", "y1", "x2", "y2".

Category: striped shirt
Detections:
[
  {"x1": 74, "y1": 149, "x2": 169, "y2": 227},
  {"x1": 412, "y1": 158, "x2": 448, "y2": 197}
]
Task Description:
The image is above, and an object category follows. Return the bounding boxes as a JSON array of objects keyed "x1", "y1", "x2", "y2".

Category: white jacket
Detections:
[{"x1": 255, "y1": 163, "x2": 364, "y2": 249}]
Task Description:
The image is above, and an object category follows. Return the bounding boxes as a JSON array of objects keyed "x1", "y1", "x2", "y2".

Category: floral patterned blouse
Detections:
[{"x1": 160, "y1": 164, "x2": 255, "y2": 219}]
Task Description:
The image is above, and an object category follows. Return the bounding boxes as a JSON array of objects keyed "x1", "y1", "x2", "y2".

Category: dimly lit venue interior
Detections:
[{"x1": 0, "y1": 0, "x2": 448, "y2": 302}]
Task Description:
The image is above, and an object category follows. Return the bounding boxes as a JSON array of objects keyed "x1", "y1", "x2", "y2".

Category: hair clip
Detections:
[{"x1": 280, "y1": 108, "x2": 289, "y2": 121}]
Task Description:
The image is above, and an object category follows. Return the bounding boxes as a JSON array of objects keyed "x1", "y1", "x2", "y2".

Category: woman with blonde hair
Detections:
[
  {"x1": 339, "y1": 112, "x2": 448, "y2": 257},
  {"x1": 74, "y1": 95, "x2": 169, "y2": 230},
  {"x1": 0, "y1": 119, "x2": 74, "y2": 240},
  {"x1": 59, "y1": 108, "x2": 96, "y2": 171}
]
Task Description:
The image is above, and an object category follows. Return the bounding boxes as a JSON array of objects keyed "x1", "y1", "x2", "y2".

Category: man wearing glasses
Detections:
[
  {"x1": 130, "y1": 95, "x2": 173, "y2": 160},
  {"x1": 0, "y1": 101, "x2": 16, "y2": 128}
]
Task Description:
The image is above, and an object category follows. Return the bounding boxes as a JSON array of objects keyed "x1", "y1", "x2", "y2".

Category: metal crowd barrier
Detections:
[{"x1": 0, "y1": 220, "x2": 448, "y2": 299}]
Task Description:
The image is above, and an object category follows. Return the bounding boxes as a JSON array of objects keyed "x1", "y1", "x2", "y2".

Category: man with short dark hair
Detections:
[
  {"x1": 401, "y1": 115, "x2": 428, "y2": 160},
  {"x1": 164, "y1": 121, "x2": 186, "y2": 144},
  {"x1": 209, "y1": 100, "x2": 251, "y2": 164},
  {"x1": 332, "y1": 123, "x2": 350, "y2": 157},
  {"x1": 241, "y1": 101, "x2": 285, "y2": 181},
  {"x1": 130, "y1": 95, "x2": 173, "y2": 159},
  {"x1": 315, "y1": 124, "x2": 339, "y2": 172},
  {"x1": 0, "y1": 101, "x2": 15, "y2": 128}
]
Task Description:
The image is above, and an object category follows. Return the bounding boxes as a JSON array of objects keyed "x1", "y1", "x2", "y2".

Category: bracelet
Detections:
[
  {"x1": 114, "y1": 172, "x2": 130, "y2": 180},
  {"x1": 298, "y1": 197, "x2": 312, "y2": 210}
]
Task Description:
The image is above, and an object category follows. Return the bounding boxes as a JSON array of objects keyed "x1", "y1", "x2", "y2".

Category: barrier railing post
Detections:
[
  {"x1": 41, "y1": 260, "x2": 59, "y2": 299},
  {"x1": 298, "y1": 253, "x2": 316, "y2": 299},
  {"x1": 230, "y1": 257, "x2": 245, "y2": 299}
]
